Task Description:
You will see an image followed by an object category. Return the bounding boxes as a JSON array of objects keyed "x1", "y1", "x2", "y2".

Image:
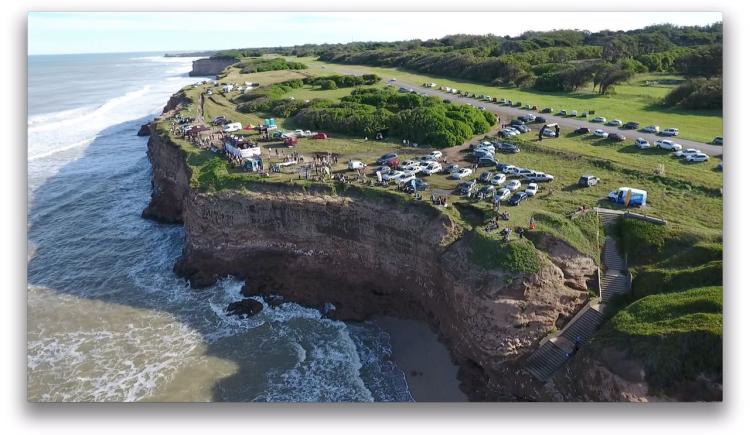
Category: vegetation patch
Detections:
[
  {"x1": 470, "y1": 228, "x2": 540, "y2": 274},
  {"x1": 236, "y1": 57, "x2": 307, "y2": 73},
  {"x1": 597, "y1": 286, "x2": 722, "y2": 393},
  {"x1": 612, "y1": 218, "x2": 669, "y2": 264}
]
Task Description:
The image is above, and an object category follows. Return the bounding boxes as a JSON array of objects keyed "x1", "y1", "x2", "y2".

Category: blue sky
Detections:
[{"x1": 28, "y1": 12, "x2": 722, "y2": 55}]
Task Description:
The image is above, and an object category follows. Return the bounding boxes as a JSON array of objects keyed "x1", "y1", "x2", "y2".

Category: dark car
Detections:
[
  {"x1": 534, "y1": 116, "x2": 547, "y2": 123},
  {"x1": 623, "y1": 121, "x2": 640, "y2": 130},
  {"x1": 443, "y1": 98, "x2": 452, "y2": 104},
  {"x1": 510, "y1": 119, "x2": 524, "y2": 126},
  {"x1": 508, "y1": 192, "x2": 528, "y2": 206},
  {"x1": 608, "y1": 133, "x2": 626, "y2": 142},
  {"x1": 458, "y1": 180, "x2": 477, "y2": 196},
  {"x1": 578, "y1": 175, "x2": 600, "y2": 187},
  {"x1": 405, "y1": 179, "x2": 430, "y2": 193},
  {"x1": 713, "y1": 136, "x2": 723, "y2": 145},
  {"x1": 377, "y1": 153, "x2": 399, "y2": 165},
  {"x1": 574, "y1": 127, "x2": 590, "y2": 134},
  {"x1": 478, "y1": 157, "x2": 498, "y2": 167},
  {"x1": 541, "y1": 107, "x2": 553, "y2": 113},
  {"x1": 478, "y1": 185, "x2": 496, "y2": 197},
  {"x1": 496, "y1": 142, "x2": 520, "y2": 153},
  {"x1": 479, "y1": 171, "x2": 494, "y2": 183}
]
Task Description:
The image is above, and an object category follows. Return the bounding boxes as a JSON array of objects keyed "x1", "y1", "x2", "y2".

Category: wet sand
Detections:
[{"x1": 373, "y1": 316, "x2": 467, "y2": 402}]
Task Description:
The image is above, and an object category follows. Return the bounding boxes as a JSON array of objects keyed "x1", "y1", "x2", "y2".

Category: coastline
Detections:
[{"x1": 372, "y1": 316, "x2": 467, "y2": 402}]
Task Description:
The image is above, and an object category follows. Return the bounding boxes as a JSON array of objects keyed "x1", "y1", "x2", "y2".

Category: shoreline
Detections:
[{"x1": 372, "y1": 316, "x2": 467, "y2": 402}]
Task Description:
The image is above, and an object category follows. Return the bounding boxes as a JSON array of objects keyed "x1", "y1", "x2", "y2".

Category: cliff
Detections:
[
  {"x1": 189, "y1": 57, "x2": 237, "y2": 77},
  {"x1": 143, "y1": 128, "x2": 599, "y2": 400}
]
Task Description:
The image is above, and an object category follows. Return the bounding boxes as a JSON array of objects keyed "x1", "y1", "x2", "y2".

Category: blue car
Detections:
[{"x1": 508, "y1": 192, "x2": 528, "y2": 206}]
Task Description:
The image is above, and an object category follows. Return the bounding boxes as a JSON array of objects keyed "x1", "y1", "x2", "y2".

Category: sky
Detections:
[{"x1": 27, "y1": 11, "x2": 722, "y2": 56}]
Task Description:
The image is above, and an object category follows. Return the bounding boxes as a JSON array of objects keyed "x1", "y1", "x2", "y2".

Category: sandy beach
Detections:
[{"x1": 373, "y1": 316, "x2": 467, "y2": 402}]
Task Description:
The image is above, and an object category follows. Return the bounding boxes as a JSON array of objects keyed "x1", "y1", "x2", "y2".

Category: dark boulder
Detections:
[
  {"x1": 137, "y1": 123, "x2": 151, "y2": 136},
  {"x1": 226, "y1": 298, "x2": 263, "y2": 318}
]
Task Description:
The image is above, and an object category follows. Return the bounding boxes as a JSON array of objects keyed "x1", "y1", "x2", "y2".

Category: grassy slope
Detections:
[{"x1": 288, "y1": 56, "x2": 722, "y2": 144}]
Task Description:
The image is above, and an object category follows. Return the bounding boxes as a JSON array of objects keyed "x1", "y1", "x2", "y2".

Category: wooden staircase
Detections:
[{"x1": 523, "y1": 209, "x2": 630, "y2": 381}]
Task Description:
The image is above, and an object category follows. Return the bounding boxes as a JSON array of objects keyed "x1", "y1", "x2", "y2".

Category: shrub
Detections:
[
  {"x1": 470, "y1": 229, "x2": 540, "y2": 274},
  {"x1": 612, "y1": 218, "x2": 668, "y2": 264},
  {"x1": 319, "y1": 79, "x2": 338, "y2": 90},
  {"x1": 662, "y1": 78, "x2": 722, "y2": 110}
]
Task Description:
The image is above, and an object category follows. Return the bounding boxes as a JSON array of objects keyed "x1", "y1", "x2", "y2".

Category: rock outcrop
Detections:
[{"x1": 189, "y1": 57, "x2": 237, "y2": 77}]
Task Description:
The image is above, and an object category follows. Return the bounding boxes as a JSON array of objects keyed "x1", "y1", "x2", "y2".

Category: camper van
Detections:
[
  {"x1": 608, "y1": 187, "x2": 647, "y2": 207},
  {"x1": 223, "y1": 122, "x2": 242, "y2": 133}
]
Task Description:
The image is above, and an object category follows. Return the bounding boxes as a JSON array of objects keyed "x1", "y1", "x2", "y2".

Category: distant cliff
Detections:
[{"x1": 189, "y1": 57, "x2": 237, "y2": 77}]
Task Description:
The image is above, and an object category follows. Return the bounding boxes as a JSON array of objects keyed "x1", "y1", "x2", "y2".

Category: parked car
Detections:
[
  {"x1": 382, "y1": 170, "x2": 405, "y2": 182},
  {"x1": 490, "y1": 173, "x2": 507, "y2": 185},
  {"x1": 404, "y1": 179, "x2": 430, "y2": 193},
  {"x1": 347, "y1": 160, "x2": 366, "y2": 170},
  {"x1": 513, "y1": 124, "x2": 531, "y2": 133},
  {"x1": 450, "y1": 168, "x2": 473, "y2": 179},
  {"x1": 311, "y1": 132, "x2": 328, "y2": 140},
  {"x1": 574, "y1": 127, "x2": 590, "y2": 134},
  {"x1": 685, "y1": 153, "x2": 709, "y2": 163},
  {"x1": 592, "y1": 116, "x2": 606, "y2": 123},
  {"x1": 520, "y1": 113, "x2": 536, "y2": 122},
  {"x1": 569, "y1": 110, "x2": 578, "y2": 117},
  {"x1": 593, "y1": 129, "x2": 608, "y2": 138},
  {"x1": 642, "y1": 125, "x2": 660, "y2": 134},
  {"x1": 458, "y1": 180, "x2": 478, "y2": 195},
  {"x1": 508, "y1": 192, "x2": 528, "y2": 206},
  {"x1": 524, "y1": 172, "x2": 554, "y2": 182},
  {"x1": 541, "y1": 107, "x2": 553, "y2": 113},
  {"x1": 510, "y1": 119, "x2": 525, "y2": 126},
  {"x1": 578, "y1": 175, "x2": 600, "y2": 187},
  {"x1": 501, "y1": 165, "x2": 518, "y2": 175},
  {"x1": 674, "y1": 148, "x2": 700, "y2": 158},
  {"x1": 500, "y1": 128, "x2": 520, "y2": 138},
  {"x1": 656, "y1": 139, "x2": 682, "y2": 151},
  {"x1": 478, "y1": 185, "x2": 496, "y2": 197},
  {"x1": 506, "y1": 180, "x2": 522, "y2": 191},
  {"x1": 661, "y1": 128, "x2": 680, "y2": 136},
  {"x1": 516, "y1": 168, "x2": 534, "y2": 178},
  {"x1": 608, "y1": 132, "x2": 626, "y2": 142},
  {"x1": 623, "y1": 121, "x2": 640, "y2": 130},
  {"x1": 430, "y1": 150, "x2": 443, "y2": 159},
  {"x1": 496, "y1": 142, "x2": 520, "y2": 153},
  {"x1": 395, "y1": 173, "x2": 416, "y2": 185},
  {"x1": 478, "y1": 157, "x2": 498, "y2": 167},
  {"x1": 444, "y1": 164, "x2": 461, "y2": 174},
  {"x1": 607, "y1": 119, "x2": 623, "y2": 127},
  {"x1": 420, "y1": 162, "x2": 442, "y2": 175},
  {"x1": 525, "y1": 183, "x2": 539, "y2": 196},
  {"x1": 494, "y1": 188, "x2": 512, "y2": 203},
  {"x1": 479, "y1": 171, "x2": 494, "y2": 183},
  {"x1": 534, "y1": 116, "x2": 547, "y2": 123},
  {"x1": 542, "y1": 129, "x2": 557, "y2": 138},
  {"x1": 712, "y1": 136, "x2": 723, "y2": 145},
  {"x1": 377, "y1": 153, "x2": 399, "y2": 165},
  {"x1": 635, "y1": 137, "x2": 651, "y2": 149}
]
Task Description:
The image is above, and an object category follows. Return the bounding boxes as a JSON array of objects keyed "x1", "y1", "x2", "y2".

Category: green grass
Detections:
[
  {"x1": 288, "y1": 56, "x2": 722, "y2": 144},
  {"x1": 596, "y1": 286, "x2": 722, "y2": 393},
  {"x1": 470, "y1": 228, "x2": 541, "y2": 274}
]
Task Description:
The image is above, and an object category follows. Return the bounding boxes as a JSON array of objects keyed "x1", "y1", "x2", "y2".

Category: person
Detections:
[
  {"x1": 555, "y1": 125, "x2": 560, "y2": 137},
  {"x1": 538, "y1": 129, "x2": 544, "y2": 141},
  {"x1": 529, "y1": 216, "x2": 536, "y2": 230}
]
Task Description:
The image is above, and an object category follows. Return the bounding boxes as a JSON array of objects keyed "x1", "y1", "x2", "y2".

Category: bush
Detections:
[
  {"x1": 237, "y1": 58, "x2": 307, "y2": 74},
  {"x1": 319, "y1": 79, "x2": 338, "y2": 90},
  {"x1": 613, "y1": 218, "x2": 669, "y2": 264},
  {"x1": 662, "y1": 78, "x2": 722, "y2": 110}
]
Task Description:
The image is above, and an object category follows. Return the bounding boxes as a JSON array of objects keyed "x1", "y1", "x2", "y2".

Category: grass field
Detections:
[{"x1": 282, "y1": 56, "x2": 722, "y2": 144}]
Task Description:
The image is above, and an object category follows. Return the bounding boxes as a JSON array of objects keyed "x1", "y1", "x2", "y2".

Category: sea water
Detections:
[{"x1": 27, "y1": 52, "x2": 412, "y2": 402}]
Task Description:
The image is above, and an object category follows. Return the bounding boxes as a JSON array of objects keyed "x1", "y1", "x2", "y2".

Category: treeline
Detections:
[
  {"x1": 302, "y1": 74, "x2": 381, "y2": 89},
  {"x1": 292, "y1": 88, "x2": 496, "y2": 147},
  {"x1": 235, "y1": 58, "x2": 307, "y2": 74}
]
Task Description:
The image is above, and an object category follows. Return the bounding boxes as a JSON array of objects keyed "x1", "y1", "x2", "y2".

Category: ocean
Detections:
[{"x1": 26, "y1": 52, "x2": 413, "y2": 402}]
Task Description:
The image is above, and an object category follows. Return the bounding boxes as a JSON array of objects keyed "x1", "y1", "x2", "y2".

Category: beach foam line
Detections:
[{"x1": 28, "y1": 136, "x2": 96, "y2": 161}]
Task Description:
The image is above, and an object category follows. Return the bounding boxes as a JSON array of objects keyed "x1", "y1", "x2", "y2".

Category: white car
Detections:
[
  {"x1": 635, "y1": 138, "x2": 651, "y2": 149},
  {"x1": 542, "y1": 129, "x2": 557, "y2": 138},
  {"x1": 347, "y1": 160, "x2": 366, "y2": 170},
  {"x1": 429, "y1": 150, "x2": 443, "y2": 159},
  {"x1": 656, "y1": 139, "x2": 682, "y2": 151},
  {"x1": 529, "y1": 172, "x2": 554, "y2": 182},
  {"x1": 372, "y1": 165, "x2": 391, "y2": 174},
  {"x1": 569, "y1": 110, "x2": 578, "y2": 117},
  {"x1": 593, "y1": 129, "x2": 608, "y2": 138},
  {"x1": 490, "y1": 173, "x2": 507, "y2": 185},
  {"x1": 420, "y1": 162, "x2": 442, "y2": 175},
  {"x1": 494, "y1": 188, "x2": 512, "y2": 202},
  {"x1": 643, "y1": 125, "x2": 660, "y2": 134},
  {"x1": 685, "y1": 153, "x2": 709, "y2": 163},
  {"x1": 418, "y1": 155, "x2": 438, "y2": 162},
  {"x1": 607, "y1": 119, "x2": 623, "y2": 127},
  {"x1": 525, "y1": 183, "x2": 539, "y2": 196},
  {"x1": 400, "y1": 162, "x2": 420, "y2": 172},
  {"x1": 501, "y1": 128, "x2": 520, "y2": 137},
  {"x1": 501, "y1": 165, "x2": 518, "y2": 175},
  {"x1": 592, "y1": 116, "x2": 606, "y2": 123},
  {"x1": 395, "y1": 173, "x2": 416, "y2": 184},
  {"x1": 506, "y1": 180, "x2": 522, "y2": 191},
  {"x1": 450, "y1": 168, "x2": 473, "y2": 179},
  {"x1": 662, "y1": 128, "x2": 680, "y2": 136},
  {"x1": 516, "y1": 168, "x2": 534, "y2": 178},
  {"x1": 674, "y1": 148, "x2": 699, "y2": 158},
  {"x1": 382, "y1": 170, "x2": 405, "y2": 182}
]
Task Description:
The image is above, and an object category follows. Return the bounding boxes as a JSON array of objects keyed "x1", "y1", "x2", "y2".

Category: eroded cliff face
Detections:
[
  {"x1": 143, "y1": 131, "x2": 598, "y2": 400},
  {"x1": 189, "y1": 57, "x2": 237, "y2": 77}
]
